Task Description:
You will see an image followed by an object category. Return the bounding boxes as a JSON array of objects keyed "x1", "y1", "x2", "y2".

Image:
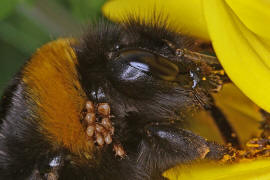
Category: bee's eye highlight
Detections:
[{"x1": 117, "y1": 50, "x2": 179, "y2": 81}]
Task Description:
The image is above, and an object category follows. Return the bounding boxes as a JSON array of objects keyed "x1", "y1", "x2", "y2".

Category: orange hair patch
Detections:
[{"x1": 22, "y1": 39, "x2": 93, "y2": 156}]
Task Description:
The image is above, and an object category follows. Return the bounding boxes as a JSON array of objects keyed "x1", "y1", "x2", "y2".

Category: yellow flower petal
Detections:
[
  {"x1": 102, "y1": 0, "x2": 209, "y2": 40},
  {"x1": 226, "y1": 0, "x2": 270, "y2": 39},
  {"x1": 163, "y1": 159, "x2": 270, "y2": 180},
  {"x1": 203, "y1": 0, "x2": 270, "y2": 112}
]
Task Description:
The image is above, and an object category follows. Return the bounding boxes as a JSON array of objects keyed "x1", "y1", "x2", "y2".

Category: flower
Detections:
[
  {"x1": 102, "y1": 0, "x2": 270, "y2": 113},
  {"x1": 163, "y1": 159, "x2": 270, "y2": 180},
  {"x1": 102, "y1": 1, "x2": 270, "y2": 179}
]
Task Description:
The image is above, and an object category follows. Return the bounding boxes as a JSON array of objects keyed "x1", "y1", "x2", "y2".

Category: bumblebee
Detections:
[{"x1": 0, "y1": 16, "x2": 239, "y2": 180}]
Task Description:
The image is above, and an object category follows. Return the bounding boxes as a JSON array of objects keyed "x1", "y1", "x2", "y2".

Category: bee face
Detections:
[
  {"x1": 76, "y1": 18, "x2": 219, "y2": 122},
  {"x1": 0, "y1": 17, "x2": 228, "y2": 180}
]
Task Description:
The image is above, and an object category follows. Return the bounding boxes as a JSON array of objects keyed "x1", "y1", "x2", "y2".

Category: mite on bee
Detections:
[
  {"x1": 82, "y1": 101, "x2": 114, "y2": 147},
  {"x1": 0, "y1": 15, "x2": 239, "y2": 180}
]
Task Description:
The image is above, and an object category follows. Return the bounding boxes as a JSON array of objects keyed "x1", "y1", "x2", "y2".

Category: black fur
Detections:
[
  {"x1": 0, "y1": 17, "x2": 230, "y2": 180},
  {"x1": 0, "y1": 77, "x2": 57, "y2": 179}
]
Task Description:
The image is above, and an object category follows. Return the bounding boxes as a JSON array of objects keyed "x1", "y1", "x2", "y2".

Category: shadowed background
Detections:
[{"x1": 0, "y1": 0, "x2": 106, "y2": 95}]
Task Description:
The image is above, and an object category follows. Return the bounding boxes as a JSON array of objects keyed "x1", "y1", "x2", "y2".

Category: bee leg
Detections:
[
  {"x1": 260, "y1": 109, "x2": 270, "y2": 138},
  {"x1": 206, "y1": 94, "x2": 240, "y2": 148},
  {"x1": 145, "y1": 124, "x2": 211, "y2": 160},
  {"x1": 209, "y1": 105, "x2": 240, "y2": 148},
  {"x1": 141, "y1": 123, "x2": 227, "y2": 177}
]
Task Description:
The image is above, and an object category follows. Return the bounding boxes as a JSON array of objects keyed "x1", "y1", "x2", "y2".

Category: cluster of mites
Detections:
[{"x1": 83, "y1": 101, "x2": 126, "y2": 158}]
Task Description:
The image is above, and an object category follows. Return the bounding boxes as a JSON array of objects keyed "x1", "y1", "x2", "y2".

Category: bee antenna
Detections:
[{"x1": 181, "y1": 49, "x2": 220, "y2": 65}]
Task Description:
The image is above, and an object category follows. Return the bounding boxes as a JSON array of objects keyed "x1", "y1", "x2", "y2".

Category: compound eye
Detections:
[
  {"x1": 119, "y1": 50, "x2": 179, "y2": 81},
  {"x1": 107, "y1": 49, "x2": 179, "y2": 98}
]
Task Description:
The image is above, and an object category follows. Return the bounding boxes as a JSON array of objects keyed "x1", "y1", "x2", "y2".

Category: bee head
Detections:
[{"x1": 75, "y1": 17, "x2": 225, "y2": 137}]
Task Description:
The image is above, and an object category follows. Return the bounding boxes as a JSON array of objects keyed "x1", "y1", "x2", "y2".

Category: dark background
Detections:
[{"x1": 0, "y1": 0, "x2": 106, "y2": 95}]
